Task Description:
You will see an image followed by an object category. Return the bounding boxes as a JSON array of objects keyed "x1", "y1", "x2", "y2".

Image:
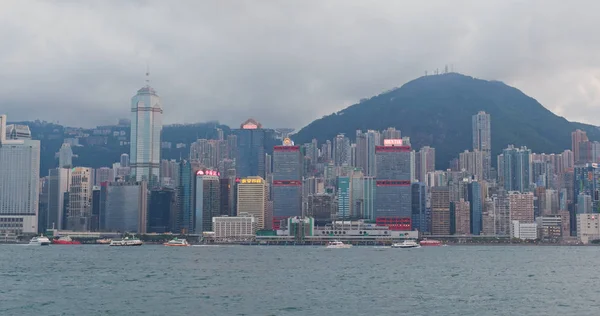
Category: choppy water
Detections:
[{"x1": 1, "y1": 244, "x2": 600, "y2": 316}]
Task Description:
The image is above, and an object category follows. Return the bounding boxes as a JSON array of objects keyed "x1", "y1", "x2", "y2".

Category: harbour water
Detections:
[{"x1": 1, "y1": 244, "x2": 599, "y2": 316}]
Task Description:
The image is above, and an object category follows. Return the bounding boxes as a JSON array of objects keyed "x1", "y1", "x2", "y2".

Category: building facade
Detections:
[
  {"x1": 194, "y1": 171, "x2": 220, "y2": 233},
  {"x1": 0, "y1": 115, "x2": 40, "y2": 235},
  {"x1": 272, "y1": 139, "x2": 302, "y2": 218},
  {"x1": 237, "y1": 177, "x2": 268, "y2": 230},
  {"x1": 375, "y1": 141, "x2": 412, "y2": 221},
  {"x1": 509, "y1": 191, "x2": 534, "y2": 223},
  {"x1": 130, "y1": 81, "x2": 162, "y2": 185},
  {"x1": 103, "y1": 181, "x2": 148, "y2": 233},
  {"x1": 212, "y1": 213, "x2": 256, "y2": 241},
  {"x1": 67, "y1": 167, "x2": 93, "y2": 231},
  {"x1": 234, "y1": 119, "x2": 266, "y2": 178},
  {"x1": 472, "y1": 111, "x2": 491, "y2": 180}
]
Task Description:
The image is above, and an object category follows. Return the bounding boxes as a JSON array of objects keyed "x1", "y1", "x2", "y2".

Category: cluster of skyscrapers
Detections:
[{"x1": 4, "y1": 82, "x2": 600, "y2": 244}]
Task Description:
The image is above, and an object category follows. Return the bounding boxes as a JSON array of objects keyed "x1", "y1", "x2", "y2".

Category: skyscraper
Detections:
[
  {"x1": 194, "y1": 170, "x2": 220, "y2": 233},
  {"x1": 47, "y1": 168, "x2": 71, "y2": 230},
  {"x1": 468, "y1": 181, "x2": 482, "y2": 235},
  {"x1": 237, "y1": 177, "x2": 268, "y2": 230},
  {"x1": 472, "y1": 111, "x2": 491, "y2": 180},
  {"x1": 67, "y1": 167, "x2": 93, "y2": 231},
  {"x1": 130, "y1": 78, "x2": 163, "y2": 185},
  {"x1": 337, "y1": 176, "x2": 351, "y2": 219},
  {"x1": 411, "y1": 182, "x2": 428, "y2": 233},
  {"x1": 431, "y1": 186, "x2": 450, "y2": 235},
  {"x1": 103, "y1": 181, "x2": 148, "y2": 233},
  {"x1": 572, "y1": 129, "x2": 589, "y2": 164},
  {"x1": 459, "y1": 150, "x2": 484, "y2": 181},
  {"x1": 415, "y1": 146, "x2": 435, "y2": 183},
  {"x1": 502, "y1": 145, "x2": 531, "y2": 192},
  {"x1": 382, "y1": 127, "x2": 401, "y2": 140},
  {"x1": 509, "y1": 192, "x2": 534, "y2": 223},
  {"x1": 375, "y1": 139, "x2": 412, "y2": 222},
  {"x1": 0, "y1": 115, "x2": 41, "y2": 235},
  {"x1": 272, "y1": 138, "x2": 302, "y2": 218},
  {"x1": 333, "y1": 134, "x2": 351, "y2": 166},
  {"x1": 234, "y1": 119, "x2": 266, "y2": 178},
  {"x1": 453, "y1": 199, "x2": 471, "y2": 235}
]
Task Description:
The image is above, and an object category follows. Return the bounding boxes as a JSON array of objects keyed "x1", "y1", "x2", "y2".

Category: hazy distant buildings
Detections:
[
  {"x1": 0, "y1": 115, "x2": 41, "y2": 235},
  {"x1": 572, "y1": 129, "x2": 589, "y2": 165},
  {"x1": 95, "y1": 167, "x2": 115, "y2": 185},
  {"x1": 130, "y1": 80, "x2": 163, "y2": 185},
  {"x1": 333, "y1": 134, "x2": 351, "y2": 166},
  {"x1": 415, "y1": 146, "x2": 435, "y2": 183},
  {"x1": 58, "y1": 143, "x2": 73, "y2": 168}
]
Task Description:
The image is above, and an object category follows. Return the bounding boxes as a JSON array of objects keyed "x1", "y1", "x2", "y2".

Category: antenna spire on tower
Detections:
[{"x1": 145, "y1": 62, "x2": 150, "y2": 86}]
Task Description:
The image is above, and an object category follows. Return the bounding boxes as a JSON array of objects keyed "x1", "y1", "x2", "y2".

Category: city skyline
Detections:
[{"x1": 3, "y1": 1, "x2": 600, "y2": 129}]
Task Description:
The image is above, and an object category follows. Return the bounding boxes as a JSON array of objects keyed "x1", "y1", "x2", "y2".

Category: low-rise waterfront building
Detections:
[
  {"x1": 212, "y1": 213, "x2": 256, "y2": 241},
  {"x1": 576, "y1": 213, "x2": 600, "y2": 244},
  {"x1": 511, "y1": 220, "x2": 538, "y2": 240}
]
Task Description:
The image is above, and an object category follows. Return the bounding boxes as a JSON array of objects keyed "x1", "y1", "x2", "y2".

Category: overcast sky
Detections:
[{"x1": 1, "y1": 0, "x2": 599, "y2": 129}]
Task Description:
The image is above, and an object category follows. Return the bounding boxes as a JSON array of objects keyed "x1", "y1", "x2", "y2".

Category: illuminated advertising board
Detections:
[
  {"x1": 240, "y1": 178, "x2": 263, "y2": 184},
  {"x1": 242, "y1": 123, "x2": 258, "y2": 129},
  {"x1": 383, "y1": 139, "x2": 403, "y2": 146},
  {"x1": 196, "y1": 170, "x2": 220, "y2": 176}
]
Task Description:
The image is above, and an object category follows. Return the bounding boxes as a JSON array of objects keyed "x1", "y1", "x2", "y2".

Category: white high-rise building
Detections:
[
  {"x1": 472, "y1": 111, "x2": 491, "y2": 180},
  {"x1": 58, "y1": 143, "x2": 73, "y2": 168},
  {"x1": 0, "y1": 115, "x2": 41, "y2": 235},
  {"x1": 130, "y1": 76, "x2": 163, "y2": 185}
]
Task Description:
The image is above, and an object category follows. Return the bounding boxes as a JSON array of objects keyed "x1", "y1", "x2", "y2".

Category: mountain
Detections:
[{"x1": 293, "y1": 73, "x2": 600, "y2": 168}]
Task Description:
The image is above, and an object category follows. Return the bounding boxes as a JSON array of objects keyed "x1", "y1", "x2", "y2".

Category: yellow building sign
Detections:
[{"x1": 241, "y1": 178, "x2": 263, "y2": 184}]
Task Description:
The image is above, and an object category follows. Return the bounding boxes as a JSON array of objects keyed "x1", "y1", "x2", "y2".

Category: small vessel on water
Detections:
[
  {"x1": 391, "y1": 240, "x2": 421, "y2": 249},
  {"x1": 325, "y1": 240, "x2": 353, "y2": 249},
  {"x1": 52, "y1": 236, "x2": 81, "y2": 245},
  {"x1": 164, "y1": 238, "x2": 189, "y2": 247},
  {"x1": 96, "y1": 239, "x2": 112, "y2": 244},
  {"x1": 110, "y1": 237, "x2": 143, "y2": 247},
  {"x1": 29, "y1": 235, "x2": 51, "y2": 246},
  {"x1": 420, "y1": 239, "x2": 443, "y2": 246}
]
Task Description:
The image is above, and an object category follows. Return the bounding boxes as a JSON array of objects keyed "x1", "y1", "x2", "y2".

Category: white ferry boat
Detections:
[
  {"x1": 29, "y1": 235, "x2": 51, "y2": 246},
  {"x1": 325, "y1": 240, "x2": 353, "y2": 249},
  {"x1": 164, "y1": 238, "x2": 190, "y2": 247},
  {"x1": 391, "y1": 240, "x2": 421, "y2": 249},
  {"x1": 109, "y1": 237, "x2": 143, "y2": 247}
]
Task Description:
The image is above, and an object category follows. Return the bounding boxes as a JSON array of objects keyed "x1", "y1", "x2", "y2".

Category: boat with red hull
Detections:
[
  {"x1": 52, "y1": 236, "x2": 81, "y2": 245},
  {"x1": 419, "y1": 239, "x2": 442, "y2": 246}
]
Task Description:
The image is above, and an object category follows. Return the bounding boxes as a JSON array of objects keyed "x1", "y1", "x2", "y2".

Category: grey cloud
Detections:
[{"x1": 1, "y1": 0, "x2": 600, "y2": 129}]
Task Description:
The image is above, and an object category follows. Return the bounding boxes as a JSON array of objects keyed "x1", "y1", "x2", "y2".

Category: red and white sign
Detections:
[{"x1": 383, "y1": 139, "x2": 403, "y2": 146}]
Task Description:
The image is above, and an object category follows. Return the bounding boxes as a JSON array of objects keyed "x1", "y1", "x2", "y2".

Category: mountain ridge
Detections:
[{"x1": 293, "y1": 73, "x2": 600, "y2": 168}]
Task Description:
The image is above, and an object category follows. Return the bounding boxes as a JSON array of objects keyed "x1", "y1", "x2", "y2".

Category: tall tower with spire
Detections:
[{"x1": 130, "y1": 70, "x2": 163, "y2": 185}]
